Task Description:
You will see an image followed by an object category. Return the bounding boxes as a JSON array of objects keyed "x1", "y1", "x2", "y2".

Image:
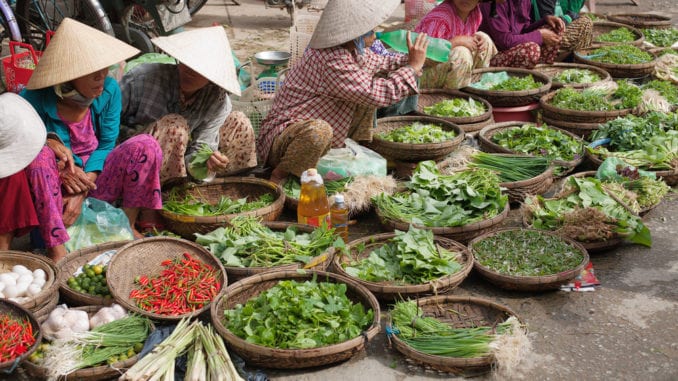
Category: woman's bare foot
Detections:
[{"x1": 47, "y1": 245, "x2": 68, "y2": 262}]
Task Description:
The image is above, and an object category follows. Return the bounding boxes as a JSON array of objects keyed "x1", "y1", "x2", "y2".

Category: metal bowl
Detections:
[{"x1": 254, "y1": 51, "x2": 291, "y2": 66}]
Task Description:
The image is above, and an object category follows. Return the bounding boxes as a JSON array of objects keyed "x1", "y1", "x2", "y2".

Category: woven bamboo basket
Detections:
[
  {"x1": 58, "y1": 241, "x2": 131, "y2": 307},
  {"x1": 219, "y1": 221, "x2": 335, "y2": 283},
  {"x1": 21, "y1": 305, "x2": 147, "y2": 380},
  {"x1": 160, "y1": 177, "x2": 285, "y2": 240},
  {"x1": 106, "y1": 237, "x2": 226, "y2": 321},
  {"x1": 607, "y1": 13, "x2": 673, "y2": 30},
  {"x1": 520, "y1": 196, "x2": 624, "y2": 253},
  {"x1": 389, "y1": 295, "x2": 523, "y2": 375},
  {"x1": 369, "y1": 116, "x2": 465, "y2": 162},
  {"x1": 585, "y1": 147, "x2": 678, "y2": 186},
  {"x1": 477, "y1": 122, "x2": 585, "y2": 174},
  {"x1": 533, "y1": 63, "x2": 612, "y2": 90},
  {"x1": 415, "y1": 88, "x2": 493, "y2": 127},
  {"x1": 210, "y1": 270, "x2": 381, "y2": 369},
  {"x1": 462, "y1": 67, "x2": 552, "y2": 107},
  {"x1": 377, "y1": 202, "x2": 510, "y2": 245},
  {"x1": 541, "y1": 115, "x2": 602, "y2": 140},
  {"x1": 573, "y1": 48, "x2": 656, "y2": 78},
  {"x1": 0, "y1": 251, "x2": 60, "y2": 315},
  {"x1": 468, "y1": 228, "x2": 589, "y2": 291},
  {"x1": 540, "y1": 90, "x2": 634, "y2": 124},
  {"x1": 499, "y1": 163, "x2": 555, "y2": 204},
  {"x1": 0, "y1": 299, "x2": 42, "y2": 371},
  {"x1": 331, "y1": 233, "x2": 473, "y2": 301},
  {"x1": 591, "y1": 21, "x2": 644, "y2": 47}
]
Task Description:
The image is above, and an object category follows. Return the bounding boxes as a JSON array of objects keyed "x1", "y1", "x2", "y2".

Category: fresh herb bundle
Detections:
[
  {"x1": 423, "y1": 97, "x2": 486, "y2": 118},
  {"x1": 490, "y1": 75, "x2": 541, "y2": 91},
  {"x1": 641, "y1": 28, "x2": 678, "y2": 47},
  {"x1": 590, "y1": 112, "x2": 678, "y2": 151},
  {"x1": 343, "y1": 226, "x2": 462, "y2": 284},
  {"x1": 224, "y1": 276, "x2": 374, "y2": 349},
  {"x1": 552, "y1": 68, "x2": 601, "y2": 84},
  {"x1": 491, "y1": 124, "x2": 582, "y2": 162},
  {"x1": 377, "y1": 122, "x2": 457, "y2": 144},
  {"x1": 468, "y1": 152, "x2": 550, "y2": 182},
  {"x1": 471, "y1": 230, "x2": 585, "y2": 276},
  {"x1": 586, "y1": 45, "x2": 653, "y2": 64},
  {"x1": 643, "y1": 79, "x2": 678, "y2": 104},
  {"x1": 163, "y1": 188, "x2": 274, "y2": 216},
  {"x1": 591, "y1": 130, "x2": 678, "y2": 170},
  {"x1": 595, "y1": 27, "x2": 636, "y2": 43},
  {"x1": 550, "y1": 81, "x2": 641, "y2": 111},
  {"x1": 195, "y1": 215, "x2": 339, "y2": 267},
  {"x1": 188, "y1": 143, "x2": 214, "y2": 180}
]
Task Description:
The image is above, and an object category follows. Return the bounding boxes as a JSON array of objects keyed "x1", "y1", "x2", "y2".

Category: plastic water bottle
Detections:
[
  {"x1": 330, "y1": 194, "x2": 349, "y2": 242},
  {"x1": 297, "y1": 168, "x2": 331, "y2": 228},
  {"x1": 375, "y1": 30, "x2": 452, "y2": 63}
]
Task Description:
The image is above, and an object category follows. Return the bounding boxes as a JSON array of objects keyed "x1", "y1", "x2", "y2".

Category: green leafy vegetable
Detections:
[
  {"x1": 641, "y1": 28, "x2": 678, "y2": 47},
  {"x1": 552, "y1": 68, "x2": 601, "y2": 84},
  {"x1": 283, "y1": 177, "x2": 352, "y2": 200},
  {"x1": 423, "y1": 98, "x2": 486, "y2": 118},
  {"x1": 491, "y1": 124, "x2": 583, "y2": 162},
  {"x1": 549, "y1": 81, "x2": 641, "y2": 111},
  {"x1": 585, "y1": 45, "x2": 653, "y2": 64},
  {"x1": 643, "y1": 80, "x2": 678, "y2": 104},
  {"x1": 189, "y1": 144, "x2": 214, "y2": 180},
  {"x1": 489, "y1": 75, "x2": 541, "y2": 91},
  {"x1": 590, "y1": 112, "x2": 678, "y2": 151},
  {"x1": 163, "y1": 188, "x2": 274, "y2": 216},
  {"x1": 595, "y1": 27, "x2": 636, "y2": 43},
  {"x1": 377, "y1": 122, "x2": 457, "y2": 144}
]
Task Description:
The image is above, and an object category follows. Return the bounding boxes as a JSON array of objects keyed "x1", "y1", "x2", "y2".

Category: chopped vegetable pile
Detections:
[
  {"x1": 552, "y1": 68, "x2": 601, "y2": 84},
  {"x1": 489, "y1": 74, "x2": 542, "y2": 91},
  {"x1": 224, "y1": 276, "x2": 374, "y2": 349},
  {"x1": 423, "y1": 97, "x2": 486, "y2": 118},
  {"x1": 595, "y1": 27, "x2": 636, "y2": 43},
  {"x1": 584, "y1": 45, "x2": 653, "y2": 64},
  {"x1": 342, "y1": 226, "x2": 462, "y2": 285},
  {"x1": 471, "y1": 230, "x2": 585, "y2": 276},
  {"x1": 377, "y1": 122, "x2": 457, "y2": 144}
]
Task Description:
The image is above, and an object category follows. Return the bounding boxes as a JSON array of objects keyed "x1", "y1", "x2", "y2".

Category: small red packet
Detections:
[{"x1": 561, "y1": 261, "x2": 600, "y2": 292}]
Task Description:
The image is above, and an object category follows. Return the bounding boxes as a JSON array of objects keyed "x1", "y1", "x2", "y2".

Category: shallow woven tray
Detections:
[
  {"x1": 462, "y1": 67, "x2": 552, "y2": 107},
  {"x1": 0, "y1": 299, "x2": 42, "y2": 371},
  {"x1": 210, "y1": 270, "x2": 381, "y2": 369},
  {"x1": 477, "y1": 121, "x2": 585, "y2": 172},
  {"x1": 0, "y1": 251, "x2": 60, "y2": 315},
  {"x1": 415, "y1": 89, "x2": 493, "y2": 125},
  {"x1": 160, "y1": 177, "x2": 285, "y2": 240},
  {"x1": 520, "y1": 197, "x2": 624, "y2": 253},
  {"x1": 389, "y1": 295, "x2": 522, "y2": 376},
  {"x1": 377, "y1": 202, "x2": 510, "y2": 245},
  {"x1": 541, "y1": 115, "x2": 602, "y2": 140},
  {"x1": 468, "y1": 228, "x2": 590, "y2": 291},
  {"x1": 58, "y1": 241, "x2": 131, "y2": 307},
  {"x1": 369, "y1": 116, "x2": 465, "y2": 162},
  {"x1": 498, "y1": 161, "x2": 555, "y2": 205},
  {"x1": 607, "y1": 13, "x2": 673, "y2": 30},
  {"x1": 540, "y1": 90, "x2": 634, "y2": 124},
  {"x1": 591, "y1": 21, "x2": 644, "y2": 48},
  {"x1": 573, "y1": 48, "x2": 656, "y2": 78},
  {"x1": 586, "y1": 147, "x2": 678, "y2": 186},
  {"x1": 21, "y1": 305, "x2": 144, "y2": 380},
  {"x1": 533, "y1": 63, "x2": 612, "y2": 90},
  {"x1": 331, "y1": 233, "x2": 473, "y2": 301},
  {"x1": 106, "y1": 237, "x2": 226, "y2": 321},
  {"x1": 220, "y1": 221, "x2": 335, "y2": 283}
]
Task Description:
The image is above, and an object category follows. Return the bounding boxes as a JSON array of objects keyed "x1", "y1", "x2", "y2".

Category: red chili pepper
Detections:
[{"x1": 0, "y1": 315, "x2": 36, "y2": 362}]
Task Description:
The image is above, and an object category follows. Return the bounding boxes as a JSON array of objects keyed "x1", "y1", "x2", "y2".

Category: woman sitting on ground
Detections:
[
  {"x1": 530, "y1": 0, "x2": 593, "y2": 57},
  {"x1": 20, "y1": 18, "x2": 163, "y2": 262},
  {"x1": 256, "y1": 0, "x2": 428, "y2": 184},
  {"x1": 414, "y1": 0, "x2": 499, "y2": 89}
]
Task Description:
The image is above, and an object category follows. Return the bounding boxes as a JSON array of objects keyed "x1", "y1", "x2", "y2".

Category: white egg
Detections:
[
  {"x1": 12, "y1": 265, "x2": 31, "y2": 276},
  {"x1": 8, "y1": 272, "x2": 20, "y2": 280},
  {"x1": 31, "y1": 277, "x2": 46, "y2": 288},
  {"x1": 17, "y1": 274, "x2": 34, "y2": 284},
  {"x1": 33, "y1": 269, "x2": 46, "y2": 279},
  {"x1": 0, "y1": 273, "x2": 15, "y2": 284},
  {"x1": 3, "y1": 285, "x2": 19, "y2": 298},
  {"x1": 15, "y1": 282, "x2": 29, "y2": 297},
  {"x1": 27, "y1": 284, "x2": 42, "y2": 296}
]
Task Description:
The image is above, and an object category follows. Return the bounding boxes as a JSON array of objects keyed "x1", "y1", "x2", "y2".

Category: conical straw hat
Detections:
[
  {"x1": 26, "y1": 18, "x2": 139, "y2": 89},
  {"x1": 309, "y1": 0, "x2": 400, "y2": 49},
  {"x1": 151, "y1": 26, "x2": 241, "y2": 96},
  {"x1": 0, "y1": 93, "x2": 47, "y2": 178}
]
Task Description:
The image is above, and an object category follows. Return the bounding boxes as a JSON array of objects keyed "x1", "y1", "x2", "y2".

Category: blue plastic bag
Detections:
[{"x1": 65, "y1": 198, "x2": 134, "y2": 252}]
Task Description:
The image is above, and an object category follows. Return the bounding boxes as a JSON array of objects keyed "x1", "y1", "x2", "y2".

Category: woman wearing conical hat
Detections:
[
  {"x1": 20, "y1": 18, "x2": 163, "y2": 262},
  {"x1": 119, "y1": 26, "x2": 257, "y2": 185},
  {"x1": 256, "y1": 0, "x2": 429, "y2": 184}
]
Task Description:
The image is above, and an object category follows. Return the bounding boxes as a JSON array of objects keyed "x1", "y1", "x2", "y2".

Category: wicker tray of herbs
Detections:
[
  {"x1": 591, "y1": 21, "x2": 644, "y2": 48},
  {"x1": 534, "y1": 63, "x2": 611, "y2": 89},
  {"x1": 574, "y1": 45, "x2": 656, "y2": 78},
  {"x1": 462, "y1": 67, "x2": 551, "y2": 107},
  {"x1": 468, "y1": 228, "x2": 589, "y2": 291},
  {"x1": 641, "y1": 27, "x2": 678, "y2": 49},
  {"x1": 415, "y1": 89, "x2": 494, "y2": 134}
]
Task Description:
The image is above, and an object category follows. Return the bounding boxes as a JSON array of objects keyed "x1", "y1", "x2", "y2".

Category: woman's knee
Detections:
[{"x1": 27, "y1": 146, "x2": 57, "y2": 171}]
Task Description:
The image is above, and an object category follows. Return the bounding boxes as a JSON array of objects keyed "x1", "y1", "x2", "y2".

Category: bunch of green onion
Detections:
[{"x1": 468, "y1": 152, "x2": 550, "y2": 182}]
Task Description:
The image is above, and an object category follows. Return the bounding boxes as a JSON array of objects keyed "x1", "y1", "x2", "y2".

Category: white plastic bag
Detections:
[{"x1": 317, "y1": 139, "x2": 387, "y2": 180}]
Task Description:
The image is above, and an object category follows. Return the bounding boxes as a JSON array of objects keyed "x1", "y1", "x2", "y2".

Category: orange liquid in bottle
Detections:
[{"x1": 297, "y1": 168, "x2": 331, "y2": 227}]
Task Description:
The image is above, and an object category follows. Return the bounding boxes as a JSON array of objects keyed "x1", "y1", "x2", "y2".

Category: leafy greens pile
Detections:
[
  {"x1": 423, "y1": 97, "x2": 486, "y2": 118},
  {"x1": 552, "y1": 68, "x2": 601, "y2": 84},
  {"x1": 491, "y1": 124, "x2": 582, "y2": 162},
  {"x1": 195, "y1": 216, "x2": 339, "y2": 267},
  {"x1": 643, "y1": 79, "x2": 678, "y2": 105},
  {"x1": 163, "y1": 189, "x2": 274, "y2": 216},
  {"x1": 585, "y1": 45, "x2": 653, "y2": 64},
  {"x1": 224, "y1": 276, "x2": 374, "y2": 349},
  {"x1": 489, "y1": 74, "x2": 541, "y2": 91},
  {"x1": 641, "y1": 28, "x2": 678, "y2": 47},
  {"x1": 377, "y1": 122, "x2": 457, "y2": 144},
  {"x1": 590, "y1": 112, "x2": 678, "y2": 151},
  {"x1": 595, "y1": 27, "x2": 636, "y2": 43},
  {"x1": 550, "y1": 81, "x2": 641, "y2": 111},
  {"x1": 342, "y1": 226, "x2": 462, "y2": 285},
  {"x1": 373, "y1": 161, "x2": 507, "y2": 227}
]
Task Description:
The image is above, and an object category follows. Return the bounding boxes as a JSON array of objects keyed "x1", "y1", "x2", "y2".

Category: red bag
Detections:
[{"x1": 1, "y1": 41, "x2": 41, "y2": 93}]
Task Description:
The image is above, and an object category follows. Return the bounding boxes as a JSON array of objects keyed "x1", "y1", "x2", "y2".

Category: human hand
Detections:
[
  {"x1": 60, "y1": 166, "x2": 97, "y2": 194},
  {"x1": 473, "y1": 34, "x2": 487, "y2": 51},
  {"x1": 207, "y1": 151, "x2": 230, "y2": 172},
  {"x1": 545, "y1": 15, "x2": 565, "y2": 33},
  {"x1": 540, "y1": 28, "x2": 562, "y2": 46},
  {"x1": 407, "y1": 31, "x2": 429, "y2": 73},
  {"x1": 62, "y1": 192, "x2": 86, "y2": 226},
  {"x1": 452, "y1": 36, "x2": 476, "y2": 51},
  {"x1": 46, "y1": 138, "x2": 75, "y2": 173}
]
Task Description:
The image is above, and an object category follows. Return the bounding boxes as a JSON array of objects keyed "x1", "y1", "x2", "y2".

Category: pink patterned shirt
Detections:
[
  {"x1": 414, "y1": 0, "x2": 483, "y2": 39},
  {"x1": 60, "y1": 110, "x2": 97, "y2": 166},
  {"x1": 256, "y1": 46, "x2": 417, "y2": 164}
]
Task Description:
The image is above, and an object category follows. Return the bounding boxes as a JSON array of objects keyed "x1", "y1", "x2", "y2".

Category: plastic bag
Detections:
[
  {"x1": 468, "y1": 71, "x2": 511, "y2": 90},
  {"x1": 317, "y1": 139, "x2": 387, "y2": 181},
  {"x1": 65, "y1": 198, "x2": 134, "y2": 252},
  {"x1": 595, "y1": 157, "x2": 656, "y2": 182}
]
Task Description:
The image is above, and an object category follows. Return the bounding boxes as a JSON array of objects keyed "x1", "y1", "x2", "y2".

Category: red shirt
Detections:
[
  {"x1": 256, "y1": 46, "x2": 418, "y2": 164},
  {"x1": 415, "y1": 0, "x2": 483, "y2": 39}
]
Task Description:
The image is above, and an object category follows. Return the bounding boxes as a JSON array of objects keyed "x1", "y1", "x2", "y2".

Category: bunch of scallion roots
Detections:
[
  {"x1": 390, "y1": 300, "x2": 530, "y2": 377},
  {"x1": 120, "y1": 318, "x2": 244, "y2": 381}
]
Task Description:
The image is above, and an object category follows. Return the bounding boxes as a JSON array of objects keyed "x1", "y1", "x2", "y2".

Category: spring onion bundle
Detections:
[{"x1": 468, "y1": 152, "x2": 550, "y2": 182}]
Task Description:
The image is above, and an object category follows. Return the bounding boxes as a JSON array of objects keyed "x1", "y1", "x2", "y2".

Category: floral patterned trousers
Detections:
[{"x1": 490, "y1": 26, "x2": 563, "y2": 68}]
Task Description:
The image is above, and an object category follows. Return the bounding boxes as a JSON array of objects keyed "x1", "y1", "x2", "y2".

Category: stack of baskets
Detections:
[
  {"x1": 415, "y1": 89, "x2": 494, "y2": 135},
  {"x1": 0, "y1": 251, "x2": 60, "y2": 323}
]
